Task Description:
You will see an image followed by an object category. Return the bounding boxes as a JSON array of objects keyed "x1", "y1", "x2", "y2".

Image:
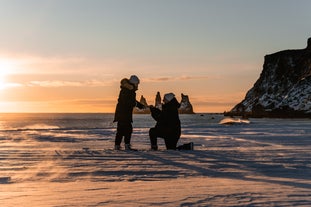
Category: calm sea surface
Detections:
[{"x1": 0, "y1": 113, "x2": 225, "y2": 131}]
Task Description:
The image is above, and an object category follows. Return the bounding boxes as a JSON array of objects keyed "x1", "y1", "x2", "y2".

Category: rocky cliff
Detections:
[
  {"x1": 133, "y1": 92, "x2": 195, "y2": 114},
  {"x1": 227, "y1": 38, "x2": 311, "y2": 118}
]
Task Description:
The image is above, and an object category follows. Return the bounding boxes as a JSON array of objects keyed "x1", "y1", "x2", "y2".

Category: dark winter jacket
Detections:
[
  {"x1": 114, "y1": 78, "x2": 144, "y2": 123},
  {"x1": 150, "y1": 97, "x2": 181, "y2": 137}
]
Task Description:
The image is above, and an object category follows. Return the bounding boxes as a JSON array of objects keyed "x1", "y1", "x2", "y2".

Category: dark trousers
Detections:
[
  {"x1": 115, "y1": 122, "x2": 133, "y2": 145},
  {"x1": 149, "y1": 127, "x2": 180, "y2": 150}
]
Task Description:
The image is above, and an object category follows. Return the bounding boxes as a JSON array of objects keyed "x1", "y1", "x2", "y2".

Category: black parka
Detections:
[
  {"x1": 113, "y1": 78, "x2": 144, "y2": 123},
  {"x1": 114, "y1": 79, "x2": 136, "y2": 123},
  {"x1": 150, "y1": 97, "x2": 181, "y2": 138}
]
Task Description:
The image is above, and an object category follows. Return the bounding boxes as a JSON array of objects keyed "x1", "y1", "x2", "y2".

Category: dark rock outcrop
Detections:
[
  {"x1": 179, "y1": 93, "x2": 195, "y2": 114},
  {"x1": 226, "y1": 38, "x2": 311, "y2": 118},
  {"x1": 139, "y1": 95, "x2": 148, "y2": 107},
  {"x1": 133, "y1": 92, "x2": 195, "y2": 114},
  {"x1": 155, "y1": 92, "x2": 162, "y2": 110},
  {"x1": 134, "y1": 95, "x2": 150, "y2": 114}
]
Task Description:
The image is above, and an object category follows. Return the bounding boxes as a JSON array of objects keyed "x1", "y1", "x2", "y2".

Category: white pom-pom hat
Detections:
[
  {"x1": 164, "y1": 93, "x2": 175, "y2": 102},
  {"x1": 129, "y1": 75, "x2": 140, "y2": 84}
]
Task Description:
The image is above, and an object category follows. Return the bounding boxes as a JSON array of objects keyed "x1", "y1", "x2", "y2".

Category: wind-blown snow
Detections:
[{"x1": 0, "y1": 113, "x2": 310, "y2": 206}]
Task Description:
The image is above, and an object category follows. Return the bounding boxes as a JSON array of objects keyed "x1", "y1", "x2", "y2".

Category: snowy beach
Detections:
[{"x1": 0, "y1": 113, "x2": 311, "y2": 206}]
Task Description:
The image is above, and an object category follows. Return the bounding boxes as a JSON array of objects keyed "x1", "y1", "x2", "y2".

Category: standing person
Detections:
[
  {"x1": 113, "y1": 75, "x2": 145, "y2": 150},
  {"x1": 149, "y1": 93, "x2": 181, "y2": 150}
]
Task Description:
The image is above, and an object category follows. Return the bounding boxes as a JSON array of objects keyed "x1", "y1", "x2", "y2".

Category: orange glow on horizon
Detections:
[
  {"x1": 0, "y1": 100, "x2": 234, "y2": 113},
  {"x1": 0, "y1": 56, "x2": 245, "y2": 114}
]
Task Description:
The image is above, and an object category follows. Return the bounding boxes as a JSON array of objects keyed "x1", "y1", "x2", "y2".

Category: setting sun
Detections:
[
  {"x1": 0, "y1": 59, "x2": 14, "y2": 90},
  {"x1": 0, "y1": 72, "x2": 7, "y2": 91},
  {"x1": 0, "y1": 58, "x2": 16, "y2": 90}
]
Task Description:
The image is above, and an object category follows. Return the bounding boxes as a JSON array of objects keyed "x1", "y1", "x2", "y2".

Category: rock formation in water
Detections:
[
  {"x1": 134, "y1": 95, "x2": 150, "y2": 114},
  {"x1": 179, "y1": 93, "x2": 195, "y2": 114},
  {"x1": 155, "y1": 91, "x2": 162, "y2": 110},
  {"x1": 133, "y1": 92, "x2": 195, "y2": 114},
  {"x1": 226, "y1": 38, "x2": 311, "y2": 118}
]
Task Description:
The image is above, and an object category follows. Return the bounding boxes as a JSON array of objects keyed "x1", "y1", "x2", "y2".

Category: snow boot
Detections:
[
  {"x1": 189, "y1": 142, "x2": 194, "y2": 150},
  {"x1": 114, "y1": 145, "x2": 121, "y2": 150},
  {"x1": 125, "y1": 144, "x2": 137, "y2": 151},
  {"x1": 177, "y1": 142, "x2": 194, "y2": 150}
]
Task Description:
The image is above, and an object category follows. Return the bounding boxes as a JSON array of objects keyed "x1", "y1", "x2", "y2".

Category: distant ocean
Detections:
[
  {"x1": 1, "y1": 112, "x2": 310, "y2": 136},
  {"x1": 0, "y1": 113, "x2": 116, "y2": 131}
]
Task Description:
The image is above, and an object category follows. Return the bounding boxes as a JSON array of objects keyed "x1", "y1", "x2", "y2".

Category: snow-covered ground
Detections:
[{"x1": 0, "y1": 114, "x2": 310, "y2": 206}]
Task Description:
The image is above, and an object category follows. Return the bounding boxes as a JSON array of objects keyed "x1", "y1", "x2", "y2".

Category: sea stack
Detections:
[
  {"x1": 155, "y1": 91, "x2": 162, "y2": 110},
  {"x1": 133, "y1": 92, "x2": 195, "y2": 114},
  {"x1": 179, "y1": 93, "x2": 195, "y2": 114}
]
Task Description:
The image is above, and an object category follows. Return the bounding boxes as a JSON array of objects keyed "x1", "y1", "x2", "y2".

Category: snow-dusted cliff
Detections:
[{"x1": 228, "y1": 38, "x2": 311, "y2": 118}]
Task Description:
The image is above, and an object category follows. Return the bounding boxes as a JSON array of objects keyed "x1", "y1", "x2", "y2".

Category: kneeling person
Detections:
[{"x1": 149, "y1": 93, "x2": 181, "y2": 150}]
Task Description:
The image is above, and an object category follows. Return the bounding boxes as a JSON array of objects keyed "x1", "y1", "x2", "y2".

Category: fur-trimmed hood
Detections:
[{"x1": 120, "y1": 78, "x2": 134, "y2": 90}]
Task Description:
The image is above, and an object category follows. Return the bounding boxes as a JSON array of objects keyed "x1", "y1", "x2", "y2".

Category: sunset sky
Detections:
[{"x1": 0, "y1": 0, "x2": 310, "y2": 113}]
